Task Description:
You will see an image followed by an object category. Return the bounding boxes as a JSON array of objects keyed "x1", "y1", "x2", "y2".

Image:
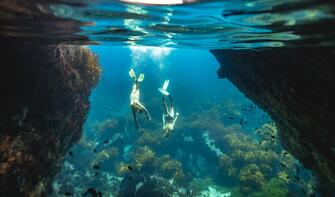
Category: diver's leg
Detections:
[
  {"x1": 137, "y1": 103, "x2": 151, "y2": 120},
  {"x1": 162, "y1": 114, "x2": 166, "y2": 130},
  {"x1": 168, "y1": 95, "x2": 173, "y2": 108},
  {"x1": 135, "y1": 81, "x2": 140, "y2": 90},
  {"x1": 132, "y1": 109, "x2": 140, "y2": 128},
  {"x1": 163, "y1": 96, "x2": 168, "y2": 114},
  {"x1": 144, "y1": 107, "x2": 151, "y2": 120},
  {"x1": 142, "y1": 106, "x2": 151, "y2": 120}
]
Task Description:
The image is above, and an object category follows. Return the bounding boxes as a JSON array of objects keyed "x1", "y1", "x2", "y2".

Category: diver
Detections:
[
  {"x1": 158, "y1": 80, "x2": 179, "y2": 137},
  {"x1": 129, "y1": 68, "x2": 151, "y2": 128}
]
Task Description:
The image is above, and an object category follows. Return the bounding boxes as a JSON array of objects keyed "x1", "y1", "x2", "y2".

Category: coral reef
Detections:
[{"x1": 0, "y1": 44, "x2": 100, "y2": 195}]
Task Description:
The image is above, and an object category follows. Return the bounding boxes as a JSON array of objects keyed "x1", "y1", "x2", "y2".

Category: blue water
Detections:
[
  {"x1": 47, "y1": 0, "x2": 335, "y2": 49},
  {"x1": 51, "y1": 46, "x2": 317, "y2": 196},
  {"x1": 46, "y1": 1, "x2": 327, "y2": 196}
]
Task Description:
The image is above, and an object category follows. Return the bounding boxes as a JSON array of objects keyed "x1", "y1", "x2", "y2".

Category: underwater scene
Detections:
[
  {"x1": 50, "y1": 47, "x2": 317, "y2": 197},
  {"x1": 1, "y1": 0, "x2": 335, "y2": 197}
]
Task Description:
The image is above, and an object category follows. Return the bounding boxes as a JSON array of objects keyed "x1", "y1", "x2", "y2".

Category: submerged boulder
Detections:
[
  {"x1": 211, "y1": 47, "x2": 335, "y2": 194},
  {"x1": 0, "y1": 45, "x2": 101, "y2": 196}
]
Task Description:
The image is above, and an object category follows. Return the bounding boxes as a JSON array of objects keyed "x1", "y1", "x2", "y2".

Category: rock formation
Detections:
[
  {"x1": 0, "y1": 45, "x2": 100, "y2": 196},
  {"x1": 211, "y1": 47, "x2": 335, "y2": 194}
]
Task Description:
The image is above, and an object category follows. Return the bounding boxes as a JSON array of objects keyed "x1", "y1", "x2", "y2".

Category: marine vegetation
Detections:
[
  {"x1": 131, "y1": 146, "x2": 156, "y2": 172},
  {"x1": 250, "y1": 178, "x2": 289, "y2": 197},
  {"x1": 0, "y1": 45, "x2": 102, "y2": 196},
  {"x1": 158, "y1": 155, "x2": 186, "y2": 183},
  {"x1": 73, "y1": 46, "x2": 102, "y2": 89},
  {"x1": 91, "y1": 147, "x2": 119, "y2": 166},
  {"x1": 52, "y1": 94, "x2": 317, "y2": 196},
  {"x1": 238, "y1": 164, "x2": 265, "y2": 193},
  {"x1": 136, "y1": 129, "x2": 163, "y2": 148}
]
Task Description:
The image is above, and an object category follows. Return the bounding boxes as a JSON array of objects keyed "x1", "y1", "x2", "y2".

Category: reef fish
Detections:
[
  {"x1": 127, "y1": 165, "x2": 133, "y2": 171},
  {"x1": 69, "y1": 151, "x2": 73, "y2": 157},
  {"x1": 279, "y1": 162, "x2": 288, "y2": 168},
  {"x1": 93, "y1": 164, "x2": 100, "y2": 170},
  {"x1": 239, "y1": 118, "x2": 247, "y2": 125},
  {"x1": 103, "y1": 133, "x2": 122, "y2": 146}
]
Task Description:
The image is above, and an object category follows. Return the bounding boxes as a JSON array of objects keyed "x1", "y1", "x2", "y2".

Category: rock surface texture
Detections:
[
  {"x1": 0, "y1": 45, "x2": 100, "y2": 196},
  {"x1": 211, "y1": 48, "x2": 335, "y2": 195}
]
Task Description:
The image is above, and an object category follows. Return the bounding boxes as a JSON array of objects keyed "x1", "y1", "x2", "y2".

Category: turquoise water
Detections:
[
  {"x1": 51, "y1": 46, "x2": 317, "y2": 196},
  {"x1": 45, "y1": 0, "x2": 329, "y2": 196},
  {"x1": 46, "y1": 0, "x2": 335, "y2": 49}
]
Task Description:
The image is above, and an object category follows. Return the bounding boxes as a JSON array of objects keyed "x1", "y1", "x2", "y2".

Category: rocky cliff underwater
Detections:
[
  {"x1": 0, "y1": 0, "x2": 335, "y2": 197},
  {"x1": 212, "y1": 48, "x2": 335, "y2": 195},
  {"x1": 0, "y1": 45, "x2": 101, "y2": 196}
]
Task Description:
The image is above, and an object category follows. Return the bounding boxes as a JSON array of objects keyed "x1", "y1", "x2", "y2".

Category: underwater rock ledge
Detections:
[
  {"x1": 211, "y1": 47, "x2": 335, "y2": 195},
  {"x1": 0, "y1": 0, "x2": 92, "y2": 44},
  {"x1": 0, "y1": 45, "x2": 101, "y2": 196}
]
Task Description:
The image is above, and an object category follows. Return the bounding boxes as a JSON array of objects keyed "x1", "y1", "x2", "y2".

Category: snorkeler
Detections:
[
  {"x1": 129, "y1": 68, "x2": 151, "y2": 128},
  {"x1": 158, "y1": 80, "x2": 179, "y2": 137}
]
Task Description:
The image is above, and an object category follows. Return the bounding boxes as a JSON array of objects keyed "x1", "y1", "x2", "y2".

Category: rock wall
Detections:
[
  {"x1": 0, "y1": 0, "x2": 91, "y2": 44},
  {"x1": 211, "y1": 48, "x2": 335, "y2": 194},
  {"x1": 0, "y1": 45, "x2": 100, "y2": 196}
]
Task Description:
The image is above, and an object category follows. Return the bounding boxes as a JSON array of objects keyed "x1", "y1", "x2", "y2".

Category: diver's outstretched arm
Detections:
[
  {"x1": 132, "y1": 109, "x2": 140, "y2": 128},
  {"x1": 162, "y1": 96, "x2": 168, "y2": 114},
  {"x1": 172, "y1": 113, "x2": 179, "y2": 127}
]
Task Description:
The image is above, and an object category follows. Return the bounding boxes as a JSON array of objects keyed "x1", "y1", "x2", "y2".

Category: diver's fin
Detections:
[
  {"x1": 158, "y1": 88, "x2": 169, "y2": 96},
  {"x1": 138, "y1": 73, "x2": 144, "y2": 82},
  {"x1": 129, "y1": 69, "x2": 136, "y2": 79},
  {"x1": 162, "y1": 80, "x2": 169, "y2": 91},
  {"x1": 158, "y1": 80, "x2": 170, "y2": 95}
]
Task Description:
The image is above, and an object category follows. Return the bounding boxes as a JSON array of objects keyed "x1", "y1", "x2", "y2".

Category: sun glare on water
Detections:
[{"x1": 120, "y1": 0, "x2": 196, "y2": 5}]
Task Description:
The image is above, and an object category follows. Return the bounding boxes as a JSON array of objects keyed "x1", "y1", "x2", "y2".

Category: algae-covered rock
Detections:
[
  {"x1": 91, "y1": 147, "x2": 119, "y2": 165},
  {"x1": 116, "y1": 162, "x2": 132, "y2": 176},
  {"x1": 0, "y1": 45, "x2": 101, "y2": 195},
  {"x1": 250, "y1": 178, "x2": 289, "y2": 197},
  {"x1": 131, "y1": 146, "x2": 156, "y2": 171},
  {"x1": 212, "y1": 48, "x2": 335, "y2": 194},
  {"x1": 137, "y1": 129, "x2": 163, "y2": 148},
  {"x1": 239, "y1": 164, "x2": 265, "y2": 192},
  {"x1": 218, "y1": 154, "x2": 238, "y2": 180},
  {"x1": 158, "y1": 155, "x2": 186, "y2": 182}
]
